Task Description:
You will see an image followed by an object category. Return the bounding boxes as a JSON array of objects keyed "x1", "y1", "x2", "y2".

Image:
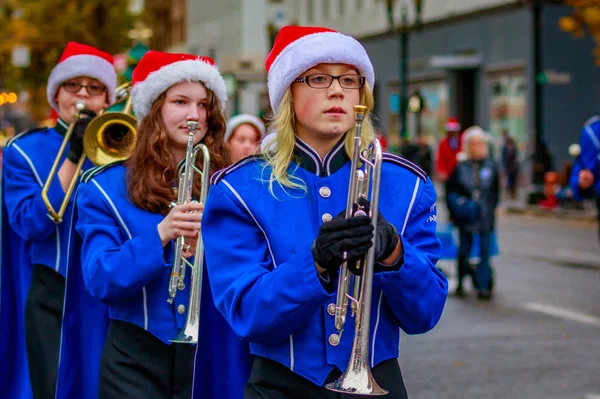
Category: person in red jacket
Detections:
[{"x1": 436, "y1": 117, "x2": 462, "y2": 181}]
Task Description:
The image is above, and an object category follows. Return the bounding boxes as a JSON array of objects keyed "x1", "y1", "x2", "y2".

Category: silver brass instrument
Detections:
[
  {"x1": 325, "y1": 105, "x2": 387, "y2": 396},
  {"x1": 167, "y1": 120, "x2": 211, "y2": 345}
]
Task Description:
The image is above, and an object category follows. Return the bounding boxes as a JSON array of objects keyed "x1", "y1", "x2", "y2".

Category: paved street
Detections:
[{"x1": 399, "y1": 208, "x2": 600, "y2": 399}]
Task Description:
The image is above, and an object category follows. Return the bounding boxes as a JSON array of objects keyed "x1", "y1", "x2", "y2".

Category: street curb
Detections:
[
  {"x1": 510, "y1": 250, "x2": 600, "y2": 271},
  {"x1": 503, "y1": 206, "x2": 597, "y2": 221}
]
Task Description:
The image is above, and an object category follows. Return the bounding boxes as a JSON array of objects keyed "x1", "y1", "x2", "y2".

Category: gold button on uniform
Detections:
[
  {"x1": 327, "y1": 303, "x2": 336, "y2": 316},
  {"x1": 177, "y1": 304, "x2": 186, "y2": 314},
  {"x1": 328, "y1": 333, "x2": 340, "y2": 346},
  {"x1": 319, "y1": 186, "x2": 331, "y2": 198},
  {"x1": 322, "y1": 213, "x2": 333, "y2": 223}
]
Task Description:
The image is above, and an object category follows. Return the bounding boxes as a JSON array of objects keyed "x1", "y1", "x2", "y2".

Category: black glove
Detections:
[
  {"x1": 357, "y1": 198, "x2": 400, "y2": 262},
  {"x1": 311, "y1": 211, "x2": 374, "y2": 274},
  {"x1": 66, "y1": 109, "x2": 96, "y2": 163}
]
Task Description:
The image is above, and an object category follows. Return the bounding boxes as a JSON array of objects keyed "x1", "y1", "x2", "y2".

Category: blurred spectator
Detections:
[
  {"x1": 436, "y1": 117, "x2": 462, "y2": 182},
  {"x1": 501, "y1": 129, "x2": 520, "y2": 199},
  {"x1": 531, "y1": 140, "x2": 554, "y2": 186},
  {"x1": 569, "y1": 115, "x2": 600, "y2": 239},
  {"x1": 446, "y1": 126, "x2": 499, "y2": 300},
  {"x1": 401, "y1": 136, "x2": 432, "y2": 176},
  {"x1": 225, "y1": 114, "x2": 266, "y2": 163}
]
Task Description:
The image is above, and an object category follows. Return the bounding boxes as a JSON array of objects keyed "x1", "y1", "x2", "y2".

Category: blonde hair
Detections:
[
  {"x1": 463, "y1": 125, "x2": 490, "y2": 159},
  {"x1": 262, "y1": 83, "x2": 376, "y2": 196}
]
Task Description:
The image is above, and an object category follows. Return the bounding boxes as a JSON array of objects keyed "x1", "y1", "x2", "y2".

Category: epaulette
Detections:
[
  {"x1": 382, "y1": 153, "x2": 427, "y2": 181},
  {"x1": 81, "y1": 160, "x2": 125, "y2": 183},
  {"x1": 210, "y1": 155, "x2": 262, "y2": 185},
  {"x1": 4, "y1": 127, "x2": 46, "y2": 148}
]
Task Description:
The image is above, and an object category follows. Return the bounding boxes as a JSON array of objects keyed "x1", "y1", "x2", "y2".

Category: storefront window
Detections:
[
  {"x1": 488, "y1": 73, "x2": 528, "y2": 156},
  {"x1": 387, "y1": 80, "x2": 449, "y2": 151}
]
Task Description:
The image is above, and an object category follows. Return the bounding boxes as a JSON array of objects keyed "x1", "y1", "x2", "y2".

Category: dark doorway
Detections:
[{"x1": 455, "y1": 69, "x2": 476, "y2": 130}]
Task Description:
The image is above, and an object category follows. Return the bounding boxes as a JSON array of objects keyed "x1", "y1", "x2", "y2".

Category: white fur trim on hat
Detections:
[
  {"x1": 225, "y1": 114, "x2": 266, "y2": 141},
  {"x1": 47, "y1": 54, "x2": 117, "y2": 112},
  {"x1": 131, "y1": 59, "x2": 227, "y2": 121},
  {"x1": 267, "y1": 31, "x2": 375, "y2": 112},
  {"x1": 462, "y1": 125, "x2": 489, "y2": 144},
  {"x1": 260, "y1": 132, "x2": 278, "y2": 153}
]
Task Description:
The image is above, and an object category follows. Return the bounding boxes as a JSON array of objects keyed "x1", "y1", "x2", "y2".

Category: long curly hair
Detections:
[{"x1": 126, "y1": 84, "x2": 230, "y2": 215}]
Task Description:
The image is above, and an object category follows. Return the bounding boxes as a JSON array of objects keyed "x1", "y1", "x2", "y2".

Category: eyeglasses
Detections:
[
  {"x1": 293, "y1": 74, "x2": 365, "y2": 89},
  {"x1": 62, "y1": 81, "x2": 107, "y2": 96}
]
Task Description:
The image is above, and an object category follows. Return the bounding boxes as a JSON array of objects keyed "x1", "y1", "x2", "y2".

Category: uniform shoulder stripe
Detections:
[
  {"x1": 211, "y1": 155, "x2": 261, "y2": 185},
  {"x1": 81, "y1": 160, "x2": 125, "y2": 183},
  {"x1": 4, "y1": 127, "x2": 46, "y2": 148},
  {"x1": 382, "y1": 153, "x2": 427, "y2": 181},
  {"x1": 584, "y1": 115, "x2": 600, "y2": 128}
]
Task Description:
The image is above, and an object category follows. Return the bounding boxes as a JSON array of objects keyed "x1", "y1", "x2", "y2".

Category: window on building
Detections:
[
  {"x1": 487, "y1": 70, "x2": 528, "y2": 163},
  {"x1": 387, "y1": 80, "x2": 449, "y2": 151}
]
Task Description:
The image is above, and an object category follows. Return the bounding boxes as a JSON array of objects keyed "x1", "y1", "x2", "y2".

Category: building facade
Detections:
[
  {"x1": 187, "y1": 0, "x2": 291, "y2": 117},
  {"x1": 294, "y1": 0, "x2": 599, "y2": 185}
]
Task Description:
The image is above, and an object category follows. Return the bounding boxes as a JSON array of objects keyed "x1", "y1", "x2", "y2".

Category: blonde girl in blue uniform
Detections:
[
  {"x1": 74, "y1": 51, "x2": 249, "y2": 398},
  {"x1": 202, "y1": 26, "x2": 448, "y2": 398}
]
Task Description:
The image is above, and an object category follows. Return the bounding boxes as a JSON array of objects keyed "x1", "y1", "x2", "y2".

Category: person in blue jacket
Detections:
[
  {"x1": 202, "y1": 25, "x2": 448, "y2": 398},
  {"x1": 75, "y1": 50, "x2": 251, "y2": 398},
  {"x1": 0, "y1": 41, "x2": 117, "y2": 399},
  {"x1": 569, "y1": 115, "x2": 600, "y2": 239}
]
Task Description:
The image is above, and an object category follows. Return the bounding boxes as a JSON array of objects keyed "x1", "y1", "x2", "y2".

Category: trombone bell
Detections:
[{"x1": 83, "y1": 112, "x2": 137, "y2": 165}]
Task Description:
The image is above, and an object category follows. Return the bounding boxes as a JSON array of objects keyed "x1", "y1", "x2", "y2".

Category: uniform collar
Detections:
[
  {"x1": 293, "y1": 136, "x2": 349, "y2": 177},
  {"x1": 54, "y1": 118, "x2": 69, "y2": 137}
]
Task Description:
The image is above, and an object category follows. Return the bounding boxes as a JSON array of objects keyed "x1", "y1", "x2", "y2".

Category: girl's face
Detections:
[
  {"x1": 290, "y1": 63, "x2": 361, "y2": 144},
  {"x1": 54, "y1": 77, "x2": 109, "y2": 124},
  {"x1": 161, "y1": 81, "x2": 209, "y2": 159},
  {"x1": 228, "y1": 123, "x2": 260, "y2": 162}
]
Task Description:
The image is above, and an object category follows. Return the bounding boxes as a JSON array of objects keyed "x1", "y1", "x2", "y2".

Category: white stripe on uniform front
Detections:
[
  {"x1": 12, "y1": 144, "x2": 43, "y2": 186},
  {"x1": 90, "y1": 179, "x2": 148, "y2": 330},
  {"x1": 220, "y1": 180, "x2": 297, "y2": 368},
  {"x1": 13, "y1": 144, "x2": 62, "y2": 272},
  {"x1": 371, "y1": 291, "x2": 384, "y2": 367},
  {"x1": 401, "y1": 178, "x2": 420, "y2": 235},
  {"x1": 585, "y1": 124, "x2": 600, "y2": 150},
  {"x1": 55, "y1": 226, "x2": 60, "y2": 272}
]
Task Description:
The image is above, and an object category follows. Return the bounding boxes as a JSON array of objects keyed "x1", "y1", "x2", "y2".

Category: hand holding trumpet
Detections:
[{"x1": 158, "y1": 201, "x2": 204, "y2": 257}]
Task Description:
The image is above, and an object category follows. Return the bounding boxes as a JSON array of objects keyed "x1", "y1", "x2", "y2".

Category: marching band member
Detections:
[
  {"x1": 0, "y1": 42, "x2": 116, "y2": 399},
  {"x1": 202, "y1": 26, "x2": 448, "y2": 397},
  {"x1": 74, "y1": 50, "x2": 250, "y2": 398},
  {"x1": 225, "y1": 114, "x2": 266, "y2": 162}
]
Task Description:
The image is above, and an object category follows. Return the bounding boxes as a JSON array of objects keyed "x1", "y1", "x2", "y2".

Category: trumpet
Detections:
[
  {"x1": 41, "y1": 82, "x2": 137, "y2": 223},
  {"x1": 167, "y1": 120, "x2": 211, "y2": 345},
  {"x1": 325, "y1": 105, "x2": 387, "y2": 396}
]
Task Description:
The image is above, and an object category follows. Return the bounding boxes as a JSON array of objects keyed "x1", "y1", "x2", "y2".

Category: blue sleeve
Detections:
[
  {"x1": 202, "y1": 183, "x2": 331, "y2": 345},
  {"x1": 76, "y1": 180, "x2": 170, "y2": 305},
  {"x1": 2, "y1": 144, "x2": 67, "y2": 240},
  {"x1": 374, "y1": 178, "x2": 448, "y2": 335},
  {"x1": 570, "y1": 125, "x2": 598, "y2": 200}
]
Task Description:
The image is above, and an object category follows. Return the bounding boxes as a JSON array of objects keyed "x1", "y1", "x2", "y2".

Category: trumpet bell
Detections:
[{"x1": 84, "y1": 112, "x2": 137, "y2": 165}]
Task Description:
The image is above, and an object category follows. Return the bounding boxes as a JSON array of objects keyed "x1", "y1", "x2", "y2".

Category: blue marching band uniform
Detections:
[
  {"x1": 1, "y1": 120, "x2": 94, "y2": 399},
  {"x1": 203, "y1": 138, "x2": 448, "y2": 389},
  {"x1": 570, "y1": 115, "x2": 600, "y2": 199},
  {"x1": 1, "y1": 30, "x2": 451, "y2": 399}
]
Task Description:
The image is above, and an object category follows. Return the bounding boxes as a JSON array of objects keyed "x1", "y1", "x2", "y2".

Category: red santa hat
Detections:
[
  {"x1": 47, "y1": 42, "x2": 117, "y2": 112},
  {"x1": 265, "y1": 26, "x2": 375, "y2": 112},
  {"x1": 131, "y1": 50, "x2": 227, "y2": 121},
  {"x1": 446, "y1": 117, "x2": 461, "y2": 132}
]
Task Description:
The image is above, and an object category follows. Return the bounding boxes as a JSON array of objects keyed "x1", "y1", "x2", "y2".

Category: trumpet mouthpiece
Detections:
[
  {"x1": 75, "y1": 101, "x2": 86, "y2": 111},
  {"x1": 187, "y1": 121, "x2": 198, "y2": 132},
  {"x1": 568, "y1": 143, "x2": 581, "y2": 157},
  {"x1": 354, "y1": 105, "x2": 367, "y2": 122}
]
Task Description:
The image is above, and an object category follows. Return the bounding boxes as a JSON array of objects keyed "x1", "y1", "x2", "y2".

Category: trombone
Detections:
[
  {"x1": 41, "y1": 82, "x2": 137, "y2": 223},
  {"x1": 325, "y1": 105, "x2": 388, "y2": 396},
  {"x1": 167, "y1": 120, "x2": 211, "y2": 345}
]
